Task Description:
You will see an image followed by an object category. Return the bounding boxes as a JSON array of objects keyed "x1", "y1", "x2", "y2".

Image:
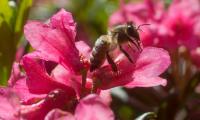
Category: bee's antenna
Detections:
[{"x1": 136, "y1": 24, "x2": 150, "y2": 31}]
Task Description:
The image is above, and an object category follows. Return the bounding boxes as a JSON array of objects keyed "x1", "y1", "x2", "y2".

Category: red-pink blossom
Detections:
[
  {"x1": 24, "y1": 9, "x2": 84, "y2": 74},
  {"x1": 22, "y1": 8, "x2": 170, "y2": 95},
  {"x1": 0, "y1": 89, "x2": 114, "y2": 120}
]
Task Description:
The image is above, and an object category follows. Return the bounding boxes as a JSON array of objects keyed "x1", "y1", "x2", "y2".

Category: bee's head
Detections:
[{"x1": 126, "y1": 22, "x2": 140, "y2": 41}]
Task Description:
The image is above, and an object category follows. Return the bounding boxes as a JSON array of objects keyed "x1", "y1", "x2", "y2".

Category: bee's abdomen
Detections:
[{"x1": 90, "y1": 36, "x2": 110, "y2": 72}]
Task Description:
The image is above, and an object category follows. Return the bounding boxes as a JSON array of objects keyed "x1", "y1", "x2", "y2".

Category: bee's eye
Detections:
[{"x1": 127, "y1": 25, "x2": 133, "y2": 33}]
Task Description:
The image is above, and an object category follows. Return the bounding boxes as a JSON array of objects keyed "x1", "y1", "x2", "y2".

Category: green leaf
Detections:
[
  {"x1": 0, "y1": 0, "x2": 32, "y2": 85},
  {"x1": 0, "y1": 0, "x2": 16, "y2": 85},
  {"x1": 14, "y1": 0, "x2": 32, "y2": 43},
  {"x1": 0, "y1": 16, "x2": 15, "y2": 85},
  {"x1": 0, "y1": 0, "x2": 14, "y2": 85},
  {"x1": 0, "y1": 0, "x2": 15, "y2": 28}
]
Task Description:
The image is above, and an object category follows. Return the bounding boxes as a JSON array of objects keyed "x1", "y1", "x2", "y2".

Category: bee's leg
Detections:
[
  {"x1": 106, "y1": 52, "x2": 118, "y2": 72},
  {"x1": 119, "y1": 45, "x2": 133, "y2": 63}
]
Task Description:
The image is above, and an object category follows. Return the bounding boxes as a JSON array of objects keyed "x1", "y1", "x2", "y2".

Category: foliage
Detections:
[{"x1": 0, "y1": 0, "x2": 32, "y2": 85}]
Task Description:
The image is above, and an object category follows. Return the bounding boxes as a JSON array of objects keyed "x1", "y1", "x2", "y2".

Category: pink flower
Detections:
[
  {"x1": 45, "y1": 94, "x2": 114, "y2": 120},
  {"x1": 109, "y1": 0, "x2": 165, "y2": 25},
  {"x1": 7, "y1": 61, "x2": 76, "y2": 119},
  {"x1": 0, "y1": 89, "x2": 114, "y2": 120},
  {"x1": 22, "y1": 8, "x2": 170, "y2": 93},
  {"x1": 24, "y1": 9, "x2": 84, "y2": 74},
  {"x1": 20, "y1": 89, "x2": 76, "y2": 120}
]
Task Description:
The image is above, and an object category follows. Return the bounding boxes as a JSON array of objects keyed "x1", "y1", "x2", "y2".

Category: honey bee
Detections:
[{"x1": 90, "y1": 22, "x2": 148, "y2": 72}]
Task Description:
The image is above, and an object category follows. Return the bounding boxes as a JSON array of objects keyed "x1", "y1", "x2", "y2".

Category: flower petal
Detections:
[
  {"x1": 133, "y1": 47, "x2": 170, "y2": 78},
  {"x1": 21, "y1": 89, "x2": 74, "y2": 120},
  {"x1": 50, "y1": 9, "x2": 76, "y2": 41},
  {"x1": 0, "y1": 89, "x2": 20, "y2": 120},
  {"x1": 8, "y1": 62, "x2": 45, "y2": 103},
  {"x1": 24, "y1": 20, "x2": 83, "y2": 74},
  {"x1": 75, "y1": 41, "x2": 91, "y2": 60},
  {"x1": 125, "y1": 76, "x2": 167, "y2": 88},
  {"x1": 51, "y1": 65, "x2": 82, "y2": 97},
  {"x1": 10, "y1": 77, "x2": 46, "y2": 104},
  {"x1": 125, "y1": 47, "x2": 170, "y2": 88},
  {"x1": 75, "y1": 94, "x2": 114, "y2": 120},
  {"x1": 45, "y1": 109, "x2": 75, "y2": 120},
  {"x1": 99, "y1": 90, "x2": 112, "y2": 106},
  {"x1": 21, "y1": 55, "x2": 75, "y2": 96},
  {"x1": 8, "y1": 62, "x2": 22, "y2": 86}
]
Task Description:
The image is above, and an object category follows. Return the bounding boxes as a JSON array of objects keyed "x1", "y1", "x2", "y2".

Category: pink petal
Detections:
[
  {"x1": 109, "y1": 3, "x2": 147, "y2": 26},
  {"x1": 51, "y1": 65, "x2": 82, "y2": 97},
  {"x1": 24, "y1": 20, "x2": 83, "y2": 74},
  {"x1": 93, "y1": 59, "x2": 135, "y2": 89},
  {"x1": 21, "y1": 89, "x2": 74, "y2": 120},
  {"x1": 50, "y1": 9, "x2": 76, "y2": 41},
  {"x1": 45, "y1": 109, "x2": 75, "y2": 120},
  {"x1": 22, "y1": 55, "x2": 75, "y2": 96},
  {"x1": 126, "y1": 47, "x2": 170, "y2": 88},
  {"x1": 10, "y1": 77, "x2": 46, "y2": 104},
  {"x1": 8, "y1": 62, "x2": 45, "y2": 103},
  {"x1": 75, "y1": 41, "x2": 91, "y2": 60},
  {"x1": 125, "y1": 76, "x2": 167, "y2": 88},
  {"x1": 45, "y1": 62, "x2": 91, "y2": 99},
  {"x1": 0, "y1": 89, "x2": 21, "y2": 120},
  {"x1": 99, "y1": 90, "x2": 112, "y2": 106},
  {"x1": 18, "y1": 81, "x2": 47, "y2": 104},
  {"x1": 8, "y1": 62, "x2": 22, "y2": 86},
  {"x1": 75, "y1": 94, "x2": 114, "y2": 120},
  {"x1": 109, "y1": 0, "x2": 164, "y2": 26},
  {"x1": 133, "y1": 47, "x2": 170, "y2": 78}
]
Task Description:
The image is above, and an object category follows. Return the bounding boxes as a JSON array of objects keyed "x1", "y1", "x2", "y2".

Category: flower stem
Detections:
[{"x1": 81, "y1": 69, "x2": 87, "y2": 97}]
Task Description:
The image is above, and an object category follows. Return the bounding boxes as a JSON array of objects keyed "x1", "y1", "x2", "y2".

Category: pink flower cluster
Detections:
[
  {"x1": 109, "y1": 0, "x2": 200, "y2": 68},
  {"x1": 0, "y1": 9, "x2": 170, "y2": 119}
]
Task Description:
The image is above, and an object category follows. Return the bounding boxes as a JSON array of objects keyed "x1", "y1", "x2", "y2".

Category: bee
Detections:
[{"x1": 90, "y1": 22, "x2": 148, "y2": 72}]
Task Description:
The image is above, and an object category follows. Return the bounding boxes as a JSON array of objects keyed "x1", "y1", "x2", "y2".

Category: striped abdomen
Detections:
[{"x1": 90, "y1": 35, "x2": 110, "y2": 72}]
